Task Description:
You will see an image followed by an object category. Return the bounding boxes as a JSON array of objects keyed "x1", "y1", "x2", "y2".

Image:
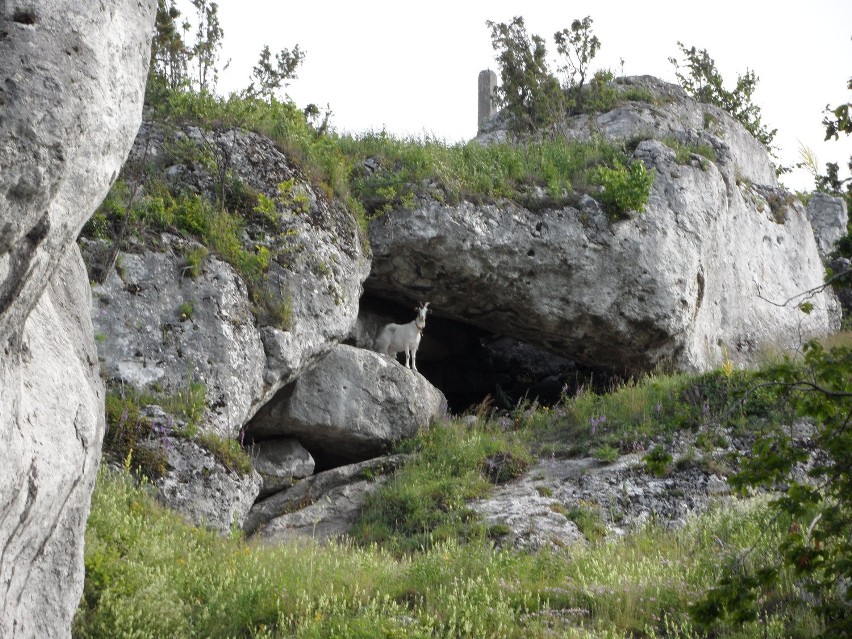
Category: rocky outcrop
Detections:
[
  {"x1": 478, "y1": 76, "x2": 777, "y2": 188},
  {"x1": 0, "y1": 2, "x2": 156, "y2": 637},
  {"x1": 245, "y1": 454, "x2": 407, "y2": 538},
  {"x1": 154, "y1": 438, "x2": 262, "y2": 535},
  {"x1": 246, "y1": 344, "x2": 447, "y2": 466},
  {"x1": 251, "y1": 438, "x2": 315, "y2": 498},
  {"x1": 473, "y1": 452, "x2": 733, "y2": 551},
  {"x1": 806, "y1": 192, "x2": 848, "y2": 257},
  {"x1": 367, "y1": 136, "x2": 839, "y2": 372},
  {"x1": 86, "y1": 237, "x2": 266, "y2": 439},
  {"x1": 85, "y1": 123, "x2": 371, "y2": 439}
]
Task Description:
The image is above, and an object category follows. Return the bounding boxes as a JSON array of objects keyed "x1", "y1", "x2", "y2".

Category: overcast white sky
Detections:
[{"x1": 197, "y1": 1, "x2": 851, "y2": 192}]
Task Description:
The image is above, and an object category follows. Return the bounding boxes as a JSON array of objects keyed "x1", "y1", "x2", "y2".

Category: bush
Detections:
[{"x1": 591, "y1": 159, "x2": 655, "y2": 219}]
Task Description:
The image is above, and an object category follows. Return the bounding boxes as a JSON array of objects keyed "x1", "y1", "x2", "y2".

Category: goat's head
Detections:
[{"x1": 415, "y1": 301, "x2": 430, "y2": 326}]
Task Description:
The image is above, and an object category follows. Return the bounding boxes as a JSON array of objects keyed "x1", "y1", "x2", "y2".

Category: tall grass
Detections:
[{"x1": 75, "y1": 468, "x2": 818, "y2": 638}]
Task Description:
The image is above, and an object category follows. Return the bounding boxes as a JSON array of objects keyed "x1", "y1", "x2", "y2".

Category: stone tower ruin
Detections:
[{"x1": 478, "y1": 69, "x2": 498, "y2": 134}]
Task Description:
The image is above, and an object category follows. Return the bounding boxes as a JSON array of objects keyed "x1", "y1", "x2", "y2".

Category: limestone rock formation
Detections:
[
  {"x1": 0, "y1": 1, "x2": 156, "y2": 636},
  {"x1": 246, "y1": 344, "x2": 448, "y2": 466},
  {"x1": 84, "y1": 237, "x2": 267, "y2": 439},
  {"x1": 806, "y1": 192, "x2": 848, "y2": 257},
  {"x1": 154, "y1": 437, "x2": 262, "y2": 535},
  {"x1": 368, "y1": 84, "x2": 840, "y2": 372},
  {"x1": 245, "y1": 454, "x2": 408, "y2": 538},
  {"x1": 251, "y1": 438, "x2": 316, "y2": 498},
  {"x1": 472, "y1": 452, "x2": 733, "y2": 551},
  {"x1": 85, "y1": 122, "x2": 371, "y2": 437}
]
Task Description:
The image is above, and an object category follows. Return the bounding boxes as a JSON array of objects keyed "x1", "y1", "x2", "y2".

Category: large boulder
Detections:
[
  {"x1": 0, "y1": 2, "x2": 155, "y2": 636},
  {"x1": 806, "y1": 192, "x2": 848, "y2": 257},
  {"x1": 367, "y1": 139, "x2": 839, "y2": 373},
  {"x1": 246, "y1": 344, "x2": 447, "y2": 466},
  {"x1": 251, "y1": 438, "x2": 316, "y2": 498}
]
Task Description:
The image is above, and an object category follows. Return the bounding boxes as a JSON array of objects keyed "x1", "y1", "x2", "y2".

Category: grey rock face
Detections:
[
  {"x1": 87, "y1": 123, "x2": 371, "y2": 436},
  {"x1": 245, "y1": 454, "x2": 408, "y2": 537},
  {"x1": 367, "y1": 140, "x2": 839, "y2": 373},
  {"x1": 86, "y1": 237, "x2": 266, "y2": 439},
  {"x1": 247, "y1": 344, "x2": 447, "y2": 465},
  {"x1": 806, "y1": 192, "x2": 848, "y2": 257},
  {"x1": 472, "y1": 452, "x2": 733, "y2": 551},
  {"x1": 255, "y1": 478, "x2": 387, "y2": 544},
  {"x1": 154, "y1": 437, "x2": 262, "y2": 535},
  {"x1": 0, "y1": 2, "x2": 156, "y2": 637},
  {"x1": 251, "y1": 438, "x2": 315, "y2": 498}
]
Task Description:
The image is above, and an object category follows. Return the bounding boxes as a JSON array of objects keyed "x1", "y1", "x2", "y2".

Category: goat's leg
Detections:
[
  {"x1": 404, "y1": 348, "x2": 411, "y2": 369},
  {"x1": 411, "y1": 348, "x2": 418, "y2": 372}
]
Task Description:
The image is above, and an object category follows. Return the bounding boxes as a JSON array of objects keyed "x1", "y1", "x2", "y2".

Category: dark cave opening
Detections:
[{"x1": 352, "y1": 295, "x2": 616, "y2": 415}]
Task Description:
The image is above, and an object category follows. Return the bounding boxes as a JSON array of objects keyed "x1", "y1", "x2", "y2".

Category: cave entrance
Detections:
[{"x1": 352, "y1": 295, "x2": 593, "y2": 414}]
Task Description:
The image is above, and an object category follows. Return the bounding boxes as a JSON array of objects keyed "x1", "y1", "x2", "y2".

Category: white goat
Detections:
[{"x1": 374, "y1": 302, "x2": 430, "y2": 371}]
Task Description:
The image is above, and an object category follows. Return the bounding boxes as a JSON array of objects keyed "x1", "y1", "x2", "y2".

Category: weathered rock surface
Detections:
[
  {"x1": 806, "y1": 192, "x2": 848, "y2": 257},
  {"x1": 250, "y1": 438, "x2": 315, "y2": 498},
  {"x1": 85, "y1": 236, "x2": 266, "y2": 439},
  {"x1": 247, "y1": 344, "x2": 447, "y2": 466},
  {"x1": 367, "y1": 138, "x2": 839, "y2": 373},
  {"x1": 153, "y1": 437, "x2": 262, "y2": 535},
  {"x1": 472, "y1": 453, "x2": 732, "y2": 551},
  {"x1": 254, "y1": 477, "x2": 387, "y2": 544},
  {"x1": 0, "y1": 2, "x2": 155, "y2": 637},
  {"x1": 245, "y1": 454, "x2": 408, "y2": 536},
  {"x1": 85, "y1": 123, "x2": 371, "y2": 437}
]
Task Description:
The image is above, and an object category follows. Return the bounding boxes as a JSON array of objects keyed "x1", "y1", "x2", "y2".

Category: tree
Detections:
[
  {"x1": 486, "y1": 16, "x2": 565, "y2": 137},
  {"x1": 244, "y1": 44, "x2": 305, "y2": 102},
  {"x1": 148, "y1": 0, "x2": 191, "y2": 92},
  {"x1": 819, "y1": 76, "x2": 852, "y2": 212},
  {"x1": 669, "y1": 42, "x2": 777, "y2": 152},
  {"x1": 189, "y1": 0, "x2": 225, "y2": 94},
  {"x1": 553, "y1": 16, "x2": 600, "y2": 110}
]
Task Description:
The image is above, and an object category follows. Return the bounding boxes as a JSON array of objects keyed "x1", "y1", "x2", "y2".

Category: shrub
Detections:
[
  {"x1": 643, "y1": 445, "x2": 673, "y2": 477},
  {"x1": 591, "y1": 159, "x2": 655, "y2": 219}
]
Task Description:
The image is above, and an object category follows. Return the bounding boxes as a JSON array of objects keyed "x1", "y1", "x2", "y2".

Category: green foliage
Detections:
[
  {"x1": 244, "y1": 44, "x2": 305, "y2": 101},
  {"x1": 486, "y1": 16, "x2": 565, "y2": 137},
  {"x1": 669, "y1": 42, "x2": 777, "y2": 152},
  {"x1": 661, "y1": 136, "x2": 718, "y2": 167},
  {"x1": 591, "y1": 159, "x2": 655, "y2": 219},
  {"x1": 693, "y1": 341, "x2": 852, "y2": 637},
  {"x1": 566, "y1": 502, "x2": 608, "y2": 542},
  {"x1": 182, "y1": 245, "x2": 208, "y2": 278},
  {"x1": 643, "y1": 445, "x2": 673, "y2": 477},
  {"x1": 553, "y1": 16, "x2": 601, "y2": 109},
  {"x1": 351, "y1": 420, "x2": 532, "y2": 553},
  {"x1": 486, "y1": 15, "x2": 607, "y2": 136},
  {"x1": 104, "y1": 387, "x2": 168, "y2": 481},
  {"x1": 197, "y1": 433, "x2": 253, "y2": 476},
  {"x1": 148, "y1": 0, "x2": 190, "y2": 93},
  {"x1": 188, "y1": 0, "x2": 225, "y2": 95},
  {"x1": 341, "y1": 131, "x2": 636, "y2": 215},
  {"x1": 177, "y1": 300, "x2": 194, "y2": 321},
  {"x1": 76, "y1": 468, "x2": 818, "y2": 638}
]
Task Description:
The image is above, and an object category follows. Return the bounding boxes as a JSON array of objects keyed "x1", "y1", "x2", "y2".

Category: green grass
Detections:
[
  {"x1": 350, "y1": 419, "x2": 532, "y2": 553},
  {"x1": 103, "y1": 379, "x2": 251, "y2": 480},
  {"x1": 74, "y1": 468, "x2": 819, "y2": 638},
  {"x1": 529, "y1": 369, "x2": 786, "y2": 460}
]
